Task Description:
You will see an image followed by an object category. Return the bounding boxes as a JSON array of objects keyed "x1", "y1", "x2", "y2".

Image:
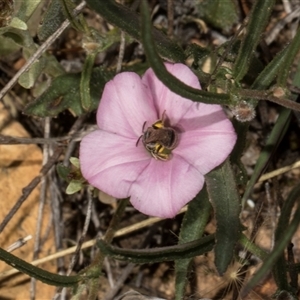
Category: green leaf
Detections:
[
  {"x1": 175, "y1": 189, "x2": 212, "y2": 300},
  {"x1": 56, "y1": 163, "x2": 70, "y2": 180},
  {"x1": 272, "y1": 184, "x2": 300, "y2": 292},
  {"x1": 0, "y1": 25, "x2": 33, "y2": 47},
  {"x1": 233, "y1": 0, "x2": 276, "y2": 82},
  {"x1": 0, "y1": 247, "x2": 80, "y2": 287},
  {"x1": 9, "y1": 17, "x2": 27, "y2": 30},
  {"x1": 85, "y1": 0, "x2": 185, "y2": 63},
  {"x1": 70, "y1": 157, "x2": 80, "y2": 168},
  {"x1": 18, "y1": 58, "x2": 46, "y2": 89},
  {"x1": 242, "y1": 185, "x2": 300, "y2": 297},
  {"x1": 38, "y1": 0, "x2": 66, "y2": 41},
  {"x1": 205, "y1": 160, "x2": 242, "y2": 275},
  {"x1": 241, "y1": 43, "x2": 300, "y2": 205},
  {"x1": 140, "y1": 0, "x2": 231, "y2": 105},
  {"x1": 80, "y1": 52, "x2": 97, "y2": 110},
  {"x1": 277, "y1": 27, "x2": 300, "y2": 86},
  {"x1": 98, "y1": 235, "x2": 215, "y2": 264},
  {"x1": 16, "y1": 0, "x2": 42, "y2": 23},
  {"x1": 0, "y1": 35, "x2": 20, "y2": 55},
  {"x1": 24, "y1": 67, "x2": 114, "y2": 117},
  {"x1": 195, "y1": 0, "x2": 239, "y2": 31},
  {"x1": 66, "y1": 180, "x2": 83, "y2": 194},
  {"x1": 60, "y1": 0, "x2": 89, "y2": 33}
]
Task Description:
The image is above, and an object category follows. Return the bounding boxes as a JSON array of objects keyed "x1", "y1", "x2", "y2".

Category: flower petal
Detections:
[
  {"x1": 142, "y1": 63, "x2": 201, "y2": 125},
  {"x1": 174, "y1": 104, "x2": 237, "y2": 174},
  {"x1": 80, "y1": 130, "x2": 151, "y2": 198},
  {"x1": 129, "y1": 157, "x2": 204, "y2": 218},
  {"x1": 97, "y1": 72, "x2": 158, "y2": 138}
]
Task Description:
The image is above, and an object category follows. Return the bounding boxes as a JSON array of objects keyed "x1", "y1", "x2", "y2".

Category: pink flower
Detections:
[{"x1": 79, "y1": 63, "x2": 236, "y2": 218}]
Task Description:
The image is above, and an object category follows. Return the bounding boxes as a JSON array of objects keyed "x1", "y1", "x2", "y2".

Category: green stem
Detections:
[
  {"x1": 0, "y1": 247, "x2": 80, "y2": 287},
  {"x1": 140, "y1": 0, "x2": 231, "y2": 105}
]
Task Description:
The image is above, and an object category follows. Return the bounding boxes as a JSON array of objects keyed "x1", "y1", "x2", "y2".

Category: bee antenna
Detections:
[
  {"x1": 136, "y1": 135, "x2": 143, "y2": 147},
  {"x1": 142, "y1": 121, "x2": 147, "y2": 132}
]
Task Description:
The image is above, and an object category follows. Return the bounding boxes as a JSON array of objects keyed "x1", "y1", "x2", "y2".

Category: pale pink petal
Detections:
[
  {"x1": 97, "y1": 72, "x2": 158, "y2": 138},
  {"x1": 142, "y1": 63, "x2": 201, "y2": 125},
  {"x1": 80, "y1": 130, "x2": 151, "y2": 199},
  {"x1": 173, "y1": 104, "x2": 236, "y2": 174},
  {"x1": 174, "y1": 131, "x2": 236, "y2": 175},
  {"x1": 129, "y1": 156, "x2": 204, "y2": 218}
]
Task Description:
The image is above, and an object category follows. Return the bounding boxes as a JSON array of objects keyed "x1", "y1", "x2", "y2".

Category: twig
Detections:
[
  {"x1": 265, "y1": 7, "x2": 300, "y2": 45},
  {"x1": 282, "y1": 0, "x2": 292, "y2": 14},
  {"x1": 30, "y1": 117, "x2": 51, "y2": 299},
  {"x1": 67, "y1": 188, "x2": 93, "y2": 275},
  {"x1": 50, "y1": 173, "x2": 65, "y2": 271},
  {"x1": 0, "y1": 1, "x2": 86, "y2": 101},
  {"x1": 167, "y1": 0, "x2": 174, "y2": 38},
  {"x1": 104, "y1": 263, "x2": 135, "y2": 300},
  {"x1": 6, "y1": 235, "x2": 32, "y2": 253},
  {"x1": 0, "y1": 135, "x2": 69, "y2": 145},
  {"x1": 63, "y1": 114, "x2": 87, "y2": 166}
]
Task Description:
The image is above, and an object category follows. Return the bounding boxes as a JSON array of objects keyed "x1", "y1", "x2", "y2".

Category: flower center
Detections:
[{"x1": 136, "y1": 112, "x2": 179, "y2": 161}]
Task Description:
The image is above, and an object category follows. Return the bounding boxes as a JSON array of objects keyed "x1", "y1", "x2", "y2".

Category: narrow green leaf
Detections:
[
  {"x1": 24, "y1": 68, "x2": 113, "y2": 117},
  {"x1": 85, "y1": 0, "x2": 185, "y2": 63},
  {"x1": 241, "y1": 43, "x2": 300, "y2": 205},
  {"x1": 0, "y1": 247, "x2": 80, "y2": 287},
  {"x1": 239, "y1": 234, "x2": 268, "y2": 261},
  {"x1": 98, "y1": 235, "x2": 215, "y2": 264},
  {"x1": 205, "y1": 159, "x2": 242, "y2": 275},
  {"x1": 277, "y1": 27, "x2": 300, "y2": 86},
  {"x1": 80, "y1": 52, "x2": 97, "y2": 110},
  {"x1": 231, "y1": 44, "x2": 294, "y2": 187},
  {"x1": 233, "y1": 0, "x2": 276, "y2": 81},
  {"x1": 140, "y1": 0, "x2": 231, "y2": 106},
  {"x1": 242, "y1": 186, "x2": 300, "y2": 297},
  {"x1": 175, "y1": 189, "x2": 212, "y2": 300},
  {"x1": 59, "y1": 0, "x2": 89, "y2": 33},
  {"x1": 251, "y1": 45, "x2": 290, "y2": 90},
  {"x1": 242, "y1": 107, "x2": 291, "y2": 206},
  {"x1": 272, "y1": 184, "x2": 300, "y2": 292}
]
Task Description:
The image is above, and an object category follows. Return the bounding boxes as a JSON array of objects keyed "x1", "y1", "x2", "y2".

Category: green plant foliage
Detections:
[
  {"x1": 195, "y1": 0, "x2": 239, "y2": 31},
  {"x1": 38, "y1": 0, "x2": 66, "y2": 41},
  {"x1": 24, "y1": 68, "x2": 114, "y2": 117},
  {"x1": 206, "y1": 160, "x2": 242, "y2": 275},
  {"x1": 85, "y1": 0, "x2": 186, "y2": 63},
  {"x1": 175, "y1": 189, "x2": 212, "y2": 300},
  {"x1": 97, "y1": 235, "x2": 215, "y2": 264}
]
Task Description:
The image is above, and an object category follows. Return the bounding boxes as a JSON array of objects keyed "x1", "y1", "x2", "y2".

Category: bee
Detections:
[{"x1": 136, "y1": 111, "x2": 178, "y2": 161}]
